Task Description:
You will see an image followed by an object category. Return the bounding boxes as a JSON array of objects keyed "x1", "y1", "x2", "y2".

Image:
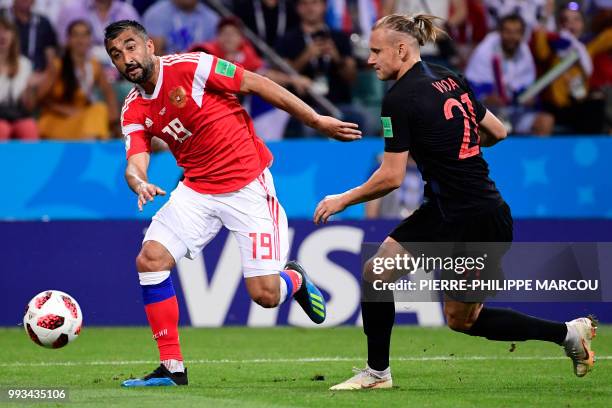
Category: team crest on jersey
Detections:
[
  {"x1": 169, "y1": 86, "x2": 187, "y2": 108},
  {"x1": 145, "y1": 117, "x2": 153, "y2": 128}
]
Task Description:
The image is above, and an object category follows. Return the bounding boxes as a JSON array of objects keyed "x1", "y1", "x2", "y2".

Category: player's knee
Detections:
[
  {"x1": 136, "y1": 246, "x2": 171, "y2": 272},
  {"x1": 363, "y1": 257, "x2": 393, "y2": 283},
  {"x1": 362, "y1": 259, "x2": 376, "y2": 283},
  {"x1": 252, "y1": 288, "x2": 280, "y2": 308}
]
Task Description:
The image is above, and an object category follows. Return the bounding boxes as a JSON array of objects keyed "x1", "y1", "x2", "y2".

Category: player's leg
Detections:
[
  {"x1": 122, "y1": 183, "x2": 223, "y2": 387},
  {"x1": 332, "y1": 203, "x2": 444, "y2": 390},
  {"x1": 448, "y1": 203, "x2": 597, "y2": 377},
  {"x1": 121, "y1": 228, "x2": 188, "y2": 387},
  {"x1": 329, "y1": 237, "x2": 401, "y2": 390},
  {"x1": 444, "y1": 298, "x2": 597, "y2": 376},
  {"x1": 218, "y1": 168, "x2": 326, "y2": 323}
]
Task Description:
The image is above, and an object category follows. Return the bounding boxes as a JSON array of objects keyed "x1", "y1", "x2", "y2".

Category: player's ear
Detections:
[
  {"x1": 397, "y1": 42, "x2": 408, "y2": 60},
  {"x1": 146, "y1": 38, "x2": 155, "y2": 54}
]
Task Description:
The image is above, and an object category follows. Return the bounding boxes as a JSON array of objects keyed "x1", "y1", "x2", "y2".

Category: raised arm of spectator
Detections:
[{"x1": 532, "y1": 26, "x2": 553, "y2": 62}]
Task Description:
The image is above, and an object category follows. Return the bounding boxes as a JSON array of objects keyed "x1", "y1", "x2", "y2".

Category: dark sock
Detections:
[
  {"x1": 468, "y1": 307, "x2": 567, "y2": 345},
  {"x1": 362, "y1": 281, "x2": 395, "y2": 371}
]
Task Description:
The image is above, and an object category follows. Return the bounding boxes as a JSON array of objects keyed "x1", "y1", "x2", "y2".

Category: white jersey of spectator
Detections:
[
  {"x1": 484, "y1": 0, "x2": 555, "y2": 35},
  {"x1": 143, "y1": 0, "x2": 219, "y2": 54},
  {"x1": 557, "y1": 29, "x2": 593, "y2": 76},
  {"x1": 26, "y1": 0, "x2": 77, "y2": 28},
  {"x1": 0, "y1": 55, "x2": 32, "y2": 102},
  {"x1": 465, "y1": 31, "x2": 535, "y2": 100},
  {"x1": 57, "y1": 1, "x2": 140, "y2": 46}
]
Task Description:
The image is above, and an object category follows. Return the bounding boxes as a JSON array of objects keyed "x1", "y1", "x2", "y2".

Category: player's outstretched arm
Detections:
[
  {"x1": 314, "y1": 151, "x2": 408, "y2": 224},
  {"x1": 125, "y1": 152, "x2": 166, "y2": 211},
  {"x1": 239, "y1": 70, "x2": 362, "y2": 141},
  {"x1": 479, "y1": 109, "x2": 508, "y2": 147}
]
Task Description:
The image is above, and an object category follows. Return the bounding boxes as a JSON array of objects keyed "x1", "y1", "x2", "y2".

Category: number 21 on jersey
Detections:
[{"x1": 444, "y1": 93, "x2": 480, "y2": 159}]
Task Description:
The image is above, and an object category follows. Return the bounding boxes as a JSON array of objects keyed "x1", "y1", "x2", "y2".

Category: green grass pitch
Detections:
[{"x1": 0, "y1": 326, "x2": 610, "y2": 407}]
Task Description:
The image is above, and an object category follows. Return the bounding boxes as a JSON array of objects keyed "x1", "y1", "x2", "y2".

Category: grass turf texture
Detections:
[{"x1": 0, "y1": 326, "x2": 610, "y2": 407}]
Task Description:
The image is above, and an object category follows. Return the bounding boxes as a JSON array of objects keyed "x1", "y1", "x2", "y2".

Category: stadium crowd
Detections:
[{"x1": 0, "y1": 0, "x2": 610, "y2": 141}]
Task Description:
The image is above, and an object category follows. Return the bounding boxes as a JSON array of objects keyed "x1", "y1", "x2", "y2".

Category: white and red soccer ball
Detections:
[{"x1": 23, "y1": 290, "x2": 82, "y2": 349}]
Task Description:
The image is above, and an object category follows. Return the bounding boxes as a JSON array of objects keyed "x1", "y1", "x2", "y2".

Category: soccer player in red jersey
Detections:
[{"x1": 104, "y1": 20, "x2": 361, "y2": 387}]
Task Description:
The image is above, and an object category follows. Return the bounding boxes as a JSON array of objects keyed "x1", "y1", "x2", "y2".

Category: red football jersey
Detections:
[{"x1": 121, "y1": 52, "x2": 273, "y2": 194}]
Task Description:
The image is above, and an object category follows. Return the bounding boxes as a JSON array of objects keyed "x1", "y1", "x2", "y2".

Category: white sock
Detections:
[
  {"x1": 279, "y1": 276, "x2": 288, "y2": 304},
  {"x1": 563, "y1": 322, "x2": 574, "y2": 345},
  {"x1": 162, "y1": 359, "x2": 184, "y2": 373},
  {"x1": 139, "y1": 270, "x2": 170, "y2": 286},
  {"x1": 367, "y1": 364, "x2": 391, "y2": 377}
]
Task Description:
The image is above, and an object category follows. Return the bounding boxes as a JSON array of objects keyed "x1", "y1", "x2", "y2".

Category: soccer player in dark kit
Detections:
[{"x1": 314, "y1": 14, "x2": 598, "y2": 390}]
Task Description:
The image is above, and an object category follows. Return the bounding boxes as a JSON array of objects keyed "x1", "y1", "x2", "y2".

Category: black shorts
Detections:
[
  {"x1": 389, "y1": 201, "x2": 514, "y2": 302},
  {"x1": 389, "y1": 201, "x2": 513, "y2": 243}
]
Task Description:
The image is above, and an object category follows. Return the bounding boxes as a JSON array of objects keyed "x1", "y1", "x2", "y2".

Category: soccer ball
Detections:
[{"x1": 23, "y1": 290, "x2": 83, "y2": 349}]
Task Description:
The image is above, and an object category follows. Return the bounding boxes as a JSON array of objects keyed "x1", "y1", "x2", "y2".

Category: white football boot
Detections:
[
  {"x1": 330, "y1": 366, "x2": 393, "y2": 390},
  {"x1": 563, "y1": 316, "x2": 597, "y2": 377}
]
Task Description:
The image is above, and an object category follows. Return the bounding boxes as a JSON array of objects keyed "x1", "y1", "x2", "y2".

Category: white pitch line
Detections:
[{"x1": 1, "y1": 356, "x2": 611, "y2": 368}]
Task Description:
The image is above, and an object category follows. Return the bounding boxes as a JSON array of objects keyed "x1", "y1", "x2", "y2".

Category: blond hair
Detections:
[{"x1": 373, "y1": 14, "x2": 446, "y2": 46}]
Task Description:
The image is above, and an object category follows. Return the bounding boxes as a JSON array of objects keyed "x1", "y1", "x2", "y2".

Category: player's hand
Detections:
[
  {"x1": 313, "y1": 115, "x2": 362, "y2": 141},
  {"x1": 136, "y1": 182, "x2": 166, "y2": 211},
  {"x1": 314, "y1": 194, "x2": 348, "y2": 224}
]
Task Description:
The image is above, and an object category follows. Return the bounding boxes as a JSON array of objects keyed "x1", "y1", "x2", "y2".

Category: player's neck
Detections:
[
  {"x1": 396, "y1": 57, "x2": 421, "y2": 81},
  {"x1": 141, "y1": 56, "x2": 160, "y2": 95}
]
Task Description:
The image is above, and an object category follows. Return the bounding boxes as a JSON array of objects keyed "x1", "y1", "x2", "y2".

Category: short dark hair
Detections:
[
  {"x1": 104, "y1": 20, "x2": 148, "y2": 46},
  {"x1": 498, "y1": 14, "x2": 526, "y2": 33}
]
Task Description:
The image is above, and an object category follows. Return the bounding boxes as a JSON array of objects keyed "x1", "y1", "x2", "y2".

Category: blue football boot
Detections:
[
  {"x1": 285, "y1": 260, "x2": 326, "y2": 324},
  {"x1": 121, "y1": 365, "x2": 188, "y2": 387}
]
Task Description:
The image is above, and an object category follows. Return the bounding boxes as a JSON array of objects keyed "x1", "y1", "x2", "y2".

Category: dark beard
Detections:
[{"x1": 121, "y1": 60, "x2": 153, "y2": 85}]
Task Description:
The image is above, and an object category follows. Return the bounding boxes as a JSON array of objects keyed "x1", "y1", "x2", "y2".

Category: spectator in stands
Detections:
[
  {"x1": 143, "y1": 0, "x2": 219, "y2": 55},
  {"x1": 38, "y1": 20, "x2": 118, "y2": 140},
  {"x1": 233, "y1": 0, "x2": 298, "y2": 51},
  {"x1": 57, "y1": 0, "x2": 141, "y2": 91},
  {"x1": 484, "y1": 0, "x2": 556, "y2": 35},
  {"x1": 190, "y1": 16, "x2": 312, "y2": 140},
  {"x1": 0, "y1": 0, "x2": 78, "y2": 29},
  {"x1": 190, "y1": 16, "x2": 265, "y2": 72},
  {"x1": 450, "y1": 0, "x2": 488, "y2": 68},
  {"x1": 0, "y1": 0, "x2": 57, "y2": 72},
  {"x1": 588, "y1": 2, "x2": 612, "y2": 132},
  {"x1": 466, "y1": 14, "x2": 548, "y2": 135},
  {"x1": 532, "y1": 1, "x2": 607, "y2": 134},
  {"x1": 365, "y1": 154, "x2": 424, "y2": 219},
  {"x1": 190, "y1": 16, "x2": 311, "y2": 91},
  {"x1": 0, "y1": 14, "x2": 38, "y2": 140},
  {"x1": 382, "y1": 0, "x2": 468, "y2": 68},
  {"x1": 125, "y1": 0, "x2": 158, "y2": 16},
  {"x1": 277, "y1": 0, "x2": 371, "y2": 136},
  {"x1": 57, "y1": 1, "x2": 140, "y2": 48}
]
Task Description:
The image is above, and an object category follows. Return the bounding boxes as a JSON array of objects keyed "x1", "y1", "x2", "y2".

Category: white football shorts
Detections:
[{"x1": 143, "y1": 168, "x2": 289, "y2": 278}]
